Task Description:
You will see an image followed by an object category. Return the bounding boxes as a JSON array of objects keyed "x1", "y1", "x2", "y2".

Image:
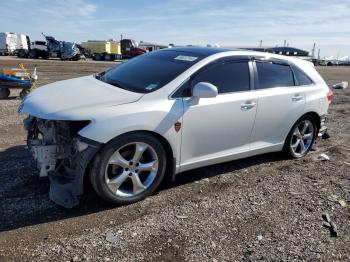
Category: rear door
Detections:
[
  {"x1": 180, "y1": 57, "x2": 258, "y2": 170},
  {"x1": 250, "y1": 59, "x2": 306, "y2": 149}
]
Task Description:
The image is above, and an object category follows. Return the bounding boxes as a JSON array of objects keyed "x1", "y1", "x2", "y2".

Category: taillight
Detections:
[{"x1": 327, "y1": 88, "x2": 334, "y2": 102}]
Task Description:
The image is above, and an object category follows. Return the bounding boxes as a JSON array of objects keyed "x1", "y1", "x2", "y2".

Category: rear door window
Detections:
[{"x1": 256, "y1": 61, "x2": 295, "y2": 89}]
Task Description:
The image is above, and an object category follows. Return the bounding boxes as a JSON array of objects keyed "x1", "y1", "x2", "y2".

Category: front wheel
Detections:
[
  {"x1": 284, "y1": 116, "x2": 317, "y2": 158},
  {"x1": 90, "y1": 133, "x2": 167, "y2": 205}
]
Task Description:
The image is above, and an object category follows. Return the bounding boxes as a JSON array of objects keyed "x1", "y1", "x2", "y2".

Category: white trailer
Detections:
[
  {"x1": 16, "y1": 34, "x2": 29, "y2": 51},
  {"x1": 0, "y1": 32, "x2": 17, "y2": 55}
]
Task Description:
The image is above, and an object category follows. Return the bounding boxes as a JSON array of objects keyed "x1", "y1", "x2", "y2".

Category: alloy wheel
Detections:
[
  {"x1": 290, "y1": 119, "x2": 314, "y2": 156},
  {"x1": 105, "y1": 142, "x2": 159, "y2": 197}
]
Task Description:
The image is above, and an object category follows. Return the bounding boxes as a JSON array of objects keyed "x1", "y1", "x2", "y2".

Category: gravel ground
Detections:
[{"x1": 0, "y1": 58, "x2": 349, "y2": 261}]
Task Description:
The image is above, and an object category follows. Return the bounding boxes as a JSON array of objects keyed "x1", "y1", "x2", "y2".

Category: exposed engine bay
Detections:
[{"x1": 24, "y1": 116, "x2": 101, "y2": 208}]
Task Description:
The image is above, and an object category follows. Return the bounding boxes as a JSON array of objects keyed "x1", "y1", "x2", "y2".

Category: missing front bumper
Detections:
[
  {"x1": 25, "y1": 117, "x2": 101, "y2": 208},
  {"x1": 48, "y1": 143, "x2": 100, "y2": 208}
]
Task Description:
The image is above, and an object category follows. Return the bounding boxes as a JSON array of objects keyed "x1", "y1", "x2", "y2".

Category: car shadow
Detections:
[
  {"x1": 0, "y1": 145, "x2": 286, "y2": 232},
  {"x1": 0, "y1": 96, "x2": 18, "y2": 100}
]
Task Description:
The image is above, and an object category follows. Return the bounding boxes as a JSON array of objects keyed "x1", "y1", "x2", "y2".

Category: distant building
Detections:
[{"x1": 224, "y1": 46, "x2": 309, "y2": 57}]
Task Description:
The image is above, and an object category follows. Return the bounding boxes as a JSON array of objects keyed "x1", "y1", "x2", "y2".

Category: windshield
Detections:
[{"x1": 97, "y1": 50, "x2": 203, "y2": 93}]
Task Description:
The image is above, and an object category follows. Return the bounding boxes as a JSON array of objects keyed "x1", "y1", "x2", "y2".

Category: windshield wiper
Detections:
[
  {"x1": 109, "y1": 80, "x2": 131, "y2": 91},
  {"x1": 94, "y1": 71, "x2": 106, "y2": 80}
]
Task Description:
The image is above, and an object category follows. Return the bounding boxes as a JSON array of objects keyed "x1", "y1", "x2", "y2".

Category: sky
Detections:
[{"x1": 1, "y1": 0, "x2": 350, "y2": 57}]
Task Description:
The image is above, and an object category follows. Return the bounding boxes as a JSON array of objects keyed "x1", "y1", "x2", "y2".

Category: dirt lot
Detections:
[{"x1": 0, "y1": 57, "x2": 349, "y2": 261}]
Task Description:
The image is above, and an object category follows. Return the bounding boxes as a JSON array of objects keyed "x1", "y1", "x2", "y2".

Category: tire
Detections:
[
  {"x1": 104, "y1": 54, "x2": 114, "y2": 61},
  {"x1": 18, "y1": 49, "x2": 27, "y2": 58},
  {"x1": 41, "y1": 52, "x2": 49, "y2": 59},
  {"x1": 90, "y1": 132, "x2": 167, "y2": 205},
  {"x1": 0, "y1": 88, "x2": 10, "y2": 99},
  {"x1": 284, "y1": 115, "x2": 317, "y2": 158},
  {"x1": 20, "y1": 88, "x2": 29, "y2": 99},
  {"x1": 94, "y1": 53, "x2": 103, "y2": 61},
  {"x1": 28, "y1": 50, "x2": 37, "y2": 59}
]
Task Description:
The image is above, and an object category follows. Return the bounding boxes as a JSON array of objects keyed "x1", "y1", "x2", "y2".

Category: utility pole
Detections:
[
  {"x1": 120, "y1": 34, "x2": 123, "y2": 41},
  {"x1": 259, "y1": 40, "x2": 262, "y2": 48},
  {"x1": 311, "y1": 43, "x2": 316, "y2": 58}
]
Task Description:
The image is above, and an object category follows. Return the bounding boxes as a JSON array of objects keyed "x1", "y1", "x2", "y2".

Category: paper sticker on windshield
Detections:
[
  {"x1": 174, "y1": 55, "x2": 198, "y2": 62},
  {"x1": 145, "y1": 83, "x2": 158, "y2": 91}
]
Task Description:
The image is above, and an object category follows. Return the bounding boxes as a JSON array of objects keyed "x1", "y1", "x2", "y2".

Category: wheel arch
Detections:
[
  {"x1": 301, "y1": 111, "x2": 321, "y2": 134},
  {"x1": 285, "y1": 111, "x2": 321, "y2": 143},
  {"x1": 84, "y1": 130, "x2": 176, "y2": 192}
]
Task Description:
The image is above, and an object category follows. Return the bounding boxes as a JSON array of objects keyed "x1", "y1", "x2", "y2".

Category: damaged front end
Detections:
[{"x1": 24, "y1": 116, "x2": 101, "y2": 208}]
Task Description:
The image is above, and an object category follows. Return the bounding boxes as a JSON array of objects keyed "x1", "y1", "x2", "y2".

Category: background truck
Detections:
[
  {"x1": 81, "y1": 40, "x2": 121, "y2": 61},
  {"x1": 120, "y1": 39, "x2": 146, "y2": 58},
  {"x1": 16, "y1": 34, "x2": 81, "y2": 60},
  {"x1": 17, "y1": 40, "x2": 48, "y2": 59},
  {"x1": 0, "y1": 32, "x2": 17, "y2": 55},
  {"x1": 81, "y1": 39, "x2": 146, "y2": 61}
]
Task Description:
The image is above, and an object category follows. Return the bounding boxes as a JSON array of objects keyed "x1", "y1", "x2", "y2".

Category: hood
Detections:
[{"x1": 19, "y1": 75, "x2": 143, "y2": 120}]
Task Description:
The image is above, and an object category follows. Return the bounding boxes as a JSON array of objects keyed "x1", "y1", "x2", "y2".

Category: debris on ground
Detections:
[
  {"x1": 322, "y1": 212, "x2": 338, "y2": 237},
  {"x1": 105, "y1": 232, "x2": 118, "y2": 243},
  {"x1": 338, "y1": 200, "x2": 346, "y2": 207},
  {"x1": 318, "y1": 153, "x2": 330, "y2": 161},
  {"x1": 321, "y1": 132, "x2": 331, "y2": 139},
  {"x1": 332, "y1": 81, "x2": 348, "y2": 89},
  {"x1": 175, "y1": 215, "x2": 188, "y2": 219}
]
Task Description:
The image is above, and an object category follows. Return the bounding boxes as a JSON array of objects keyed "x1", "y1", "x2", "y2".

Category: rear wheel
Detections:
[
  {"x1": 0, "y1": 88, "x2": 10, "y2": 99},
  {"x1": 284, "y1": 115, "x2": 316, "y2": 158},
  {"x1": 90, "y1": 132, "x2": 167, "y2": 205}
]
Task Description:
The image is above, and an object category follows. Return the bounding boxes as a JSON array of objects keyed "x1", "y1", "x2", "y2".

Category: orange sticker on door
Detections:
[{"x1": 174, "y1": 121, "x2": 181, "y2": 132}]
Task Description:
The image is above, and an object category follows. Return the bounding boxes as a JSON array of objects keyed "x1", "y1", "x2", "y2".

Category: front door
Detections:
[{"x1": 180, "y1": 58, "x2": 257, "y2": 171}]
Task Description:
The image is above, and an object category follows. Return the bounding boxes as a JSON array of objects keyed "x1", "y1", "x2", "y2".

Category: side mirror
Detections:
[
  {"x1": 332, "y1": 81, "x2": 348, "y2": 90},
  {"x1": 192, "y1": 82, "x2": 218, "y2": 98}
]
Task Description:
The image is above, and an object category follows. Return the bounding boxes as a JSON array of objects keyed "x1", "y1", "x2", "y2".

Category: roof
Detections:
[
  {"x1": 164, "y1": 47, "x2": 237, "y2": 57},
  {"x1": 234, "y1": 46, "x2": 309, "y2": 57}
]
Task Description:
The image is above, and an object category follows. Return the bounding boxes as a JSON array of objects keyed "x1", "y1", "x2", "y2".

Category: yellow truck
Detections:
[
  {"x1": 81, "y1": 39, "x2": 146, "y2": 61},
  {"x1": 81, "y1": 40, "x2": 121, "y2": 61}
]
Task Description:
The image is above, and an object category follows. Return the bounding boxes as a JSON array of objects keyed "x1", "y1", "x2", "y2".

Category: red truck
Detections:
[{"x1": 120, "y1": 39, "x2": 146, "y2": 59}]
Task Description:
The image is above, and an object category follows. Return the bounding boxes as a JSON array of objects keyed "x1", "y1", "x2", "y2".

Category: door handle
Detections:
[
  {"x1": 241, "y1": 102, "x2": 256, "y2": 110},
  {"x1": 292, "y1": 94, "x2": 303, "y2": 101}
]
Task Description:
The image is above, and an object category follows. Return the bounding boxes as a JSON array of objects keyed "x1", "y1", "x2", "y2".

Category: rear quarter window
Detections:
[{"x1": 292, "y1": 65, "x2": 314, "y2": 86}]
